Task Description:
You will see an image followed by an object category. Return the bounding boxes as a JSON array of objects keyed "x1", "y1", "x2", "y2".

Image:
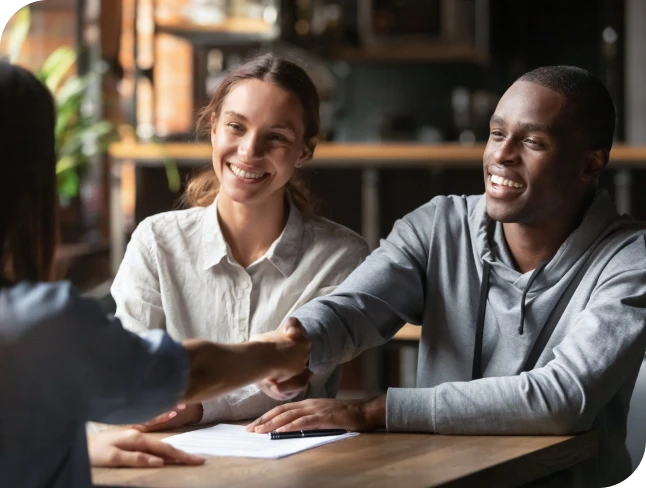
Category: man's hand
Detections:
[
  {"x1": 245, "y1": 396, "x2": 387, "y2": 434},
  {"x1": 256, "y1": 369, "x2": 312, "y2": 401},
  {"x1": 129, "y1": 403, "x2": 203, "y2": 433},
  {"x1": 251, "y1": 317, "x2": 310, "y2": 386},
  {"x1": 88, "y1": 429, "x2": 204, "y2": 468}
]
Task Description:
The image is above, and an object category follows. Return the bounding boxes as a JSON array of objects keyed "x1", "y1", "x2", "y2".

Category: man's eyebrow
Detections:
[{"x1": 490, "y1": 115, "x2": 551, "y2": 133}]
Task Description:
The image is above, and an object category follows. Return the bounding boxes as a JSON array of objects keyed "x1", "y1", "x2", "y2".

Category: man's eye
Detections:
[{"x1": 490, "y1": 130, "x2": 504, "y2": 137}]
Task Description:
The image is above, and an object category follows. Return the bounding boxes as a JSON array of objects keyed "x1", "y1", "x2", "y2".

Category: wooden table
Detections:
[{"x1": 93, "y1": 429, "x2": 597, "y2": 488}]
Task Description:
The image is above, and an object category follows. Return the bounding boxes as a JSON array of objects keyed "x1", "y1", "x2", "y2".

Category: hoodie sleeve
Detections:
[
  {"x1": 292, "y1": 213, "x2": 430, "y2": 372},
  {"x1": 387, "y1": 265, "x2": 646, "y2": 434}
]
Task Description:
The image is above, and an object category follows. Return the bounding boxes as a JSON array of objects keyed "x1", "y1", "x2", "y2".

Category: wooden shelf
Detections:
[
  {"x1": 109, "y1": 142, "x2": 646, "y2": 168},
  {"x1": 333, "y1": 43, "x2": 488, "y2": 64},
  {"x1": 155, "y1": 17, "x2": 278, "y2": 45}
]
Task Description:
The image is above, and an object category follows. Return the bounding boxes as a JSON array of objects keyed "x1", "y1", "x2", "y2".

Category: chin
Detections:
[{"x1": 485, "y1": 199, "x2": 524, "y2": 223}]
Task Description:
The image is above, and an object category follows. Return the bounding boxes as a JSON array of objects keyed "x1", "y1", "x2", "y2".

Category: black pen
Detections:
[{"x1": 269, "y1": 429, "x2": 348, "y2": 440}]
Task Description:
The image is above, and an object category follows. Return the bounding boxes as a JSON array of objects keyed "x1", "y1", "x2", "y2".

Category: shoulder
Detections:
[
  {"x1": 131, "y1": 207, "x2": 207, "y2": 250},
  {"x1": 303, "y1": 216, "x2": 369, "y2": 257},
  {"x1": 598, "y1": 221, "x2": 646, "y2": 279},
  {"x1": 0, "y1": 281, "x2": 85, "y2": 334},
  {"x1": 400, "y1": 194, "x2": 482, "y2": 234}
]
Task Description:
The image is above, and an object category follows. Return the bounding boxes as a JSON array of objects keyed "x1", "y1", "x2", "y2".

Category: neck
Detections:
[
  {"x1": 217, "y1": 191, "x2": 287, "y2": 268},
  {"x1": 502, "y1": 195, "x2": 592, "y2": 274}
]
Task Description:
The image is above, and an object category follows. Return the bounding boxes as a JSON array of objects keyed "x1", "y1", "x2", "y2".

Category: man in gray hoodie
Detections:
[{"x1": 248, "y1": 66, "x2": 646, "y2": 486}]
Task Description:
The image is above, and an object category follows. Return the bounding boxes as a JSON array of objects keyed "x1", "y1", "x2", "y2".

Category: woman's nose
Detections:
[{"x1": 238, "y1": 133, "x2": 263, "y2": 160}]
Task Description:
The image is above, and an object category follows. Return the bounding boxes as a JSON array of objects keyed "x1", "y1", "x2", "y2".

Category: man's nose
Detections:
[{"x1": 493, "y1": 138, "x2": 518, "y2": 165}]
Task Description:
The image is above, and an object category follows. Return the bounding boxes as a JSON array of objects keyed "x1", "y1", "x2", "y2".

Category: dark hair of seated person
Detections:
[{"x1": 0, "y1": 62, "x2": 58, "y2": 284}]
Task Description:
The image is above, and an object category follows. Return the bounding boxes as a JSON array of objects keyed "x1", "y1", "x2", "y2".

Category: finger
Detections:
[
  {"x1": 246, "y1": 404, "x2": 294, "y2": 431},
  {"x1": 145, "y1": 411, "x2": 178, "y2": 425},
  {"x1": 134, "y1": 437, "x2": 204, "y2": 465},
  {"x1": 253, "y1": 408, "x2": 313, "y2": 434},
  {"x1": 113, "y1": 450, "x2": 165, "y2": 468},
  {"x1": 137, "y1": 413, "x2": 186, "y2": 433},
  {"x1": 275, "y1": 415, "x2": 325, "y2": 432},
  {"x1": 273, "y1": 370, "x2": 312, "y2": 392}
]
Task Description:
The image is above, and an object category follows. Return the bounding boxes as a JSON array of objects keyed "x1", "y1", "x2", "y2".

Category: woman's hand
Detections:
[
  {"x1": 88, "y1": 429, "x2": 204, "y2": 467},
  {"x1": 246, "y1": 396, "x2": 387, "y2": 434},
  {"x1": 129, "y1": 403, "x2": 203, "y2": 433}
]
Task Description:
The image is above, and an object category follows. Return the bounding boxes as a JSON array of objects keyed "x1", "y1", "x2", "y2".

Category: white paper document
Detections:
[{"x1": 162, "y1": 424, "x2": 358, "y2": 459}]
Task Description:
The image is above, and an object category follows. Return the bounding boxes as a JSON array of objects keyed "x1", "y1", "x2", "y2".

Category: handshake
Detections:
[{"x1": 178, "y1": 318, "x2": 311, "y2": 412}]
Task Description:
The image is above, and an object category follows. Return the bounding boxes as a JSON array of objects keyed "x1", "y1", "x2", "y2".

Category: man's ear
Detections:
[{"x1": 581, "y1": 149, "x2": 608, "y2": 183}]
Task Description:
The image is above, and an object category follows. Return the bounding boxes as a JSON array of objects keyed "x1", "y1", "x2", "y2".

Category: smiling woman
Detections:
[
  {"x1": 111, "y1": 53, "x2": 369, "y2": 433},
  {"x1": 181, "y1": 54, "x2": 320, "y2": 214}
]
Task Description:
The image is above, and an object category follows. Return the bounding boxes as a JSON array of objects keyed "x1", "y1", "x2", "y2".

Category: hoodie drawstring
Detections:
[
  {"x1": 472, "y1": 261, "x2": 491, "y2": 380},
  {"x1": 518, "y1": 260, "x2": 549, "y2": 335},
  {"x1": 472, "y1": 260, "x2": 548, "y2": 380}
]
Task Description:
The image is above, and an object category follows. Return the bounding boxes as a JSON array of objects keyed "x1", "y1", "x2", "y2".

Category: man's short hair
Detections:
[{"x1": 518, "y1": 66, "x2": 616, "y2": 152}]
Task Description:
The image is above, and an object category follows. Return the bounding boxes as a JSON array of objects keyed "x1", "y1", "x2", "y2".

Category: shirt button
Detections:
[
  {"x1": 242, "y1": 281, "x2": 250, "y2": 290},
  {"x1": 237, "y1": 334, "x2": 245, "y2": 343}
]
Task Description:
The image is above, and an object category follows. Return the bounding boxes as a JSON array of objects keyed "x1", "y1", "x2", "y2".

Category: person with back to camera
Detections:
[
  {"x1": 248, "y1": 66, "x2": 646, "y2": 487},
  {"x1": 0, "y1": 62, "x2": 310, "y2": 488},
  {"x1": 111, "y1": 53, "x2": 368, "y2": 431}
]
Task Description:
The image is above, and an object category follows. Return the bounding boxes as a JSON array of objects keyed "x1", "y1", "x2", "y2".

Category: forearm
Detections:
[
  {"x1": 181, "y1": 341, "x2": 284, "y2": 404},
  {"x1": 386, "y1": 370, "x2": 588, "y2": 435}
]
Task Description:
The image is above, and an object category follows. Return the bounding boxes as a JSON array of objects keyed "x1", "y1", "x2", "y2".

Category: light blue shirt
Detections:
[{"x1": 0, "y1": 281, "x2": 189, "y2": 488}]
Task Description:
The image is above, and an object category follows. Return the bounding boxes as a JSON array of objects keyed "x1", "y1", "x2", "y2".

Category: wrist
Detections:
[
  {"x1": 361, "y1": 395, "x2": 387, "y2": 431},
  {"x1": 190, "y1": 403, "x2": 204, "y2": 424}
]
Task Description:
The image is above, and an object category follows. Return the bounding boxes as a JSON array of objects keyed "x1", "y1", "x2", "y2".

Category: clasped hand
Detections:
[
  {"x1": 251, "y1": 318, "x2": 313, "y2": 401},
  {"x1": 133, "y1": 318, "x2": 311, "y2": 432}
]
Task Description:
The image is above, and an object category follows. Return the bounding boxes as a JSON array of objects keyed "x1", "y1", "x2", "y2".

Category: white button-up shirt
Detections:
[{"x1": 112, "y1": 196, "x2": 368, "y2": 423}]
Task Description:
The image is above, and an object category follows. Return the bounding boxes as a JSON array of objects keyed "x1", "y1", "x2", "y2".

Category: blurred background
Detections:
[{"x1": 1, "y1": 0, "x2": 645, "y2": 469}]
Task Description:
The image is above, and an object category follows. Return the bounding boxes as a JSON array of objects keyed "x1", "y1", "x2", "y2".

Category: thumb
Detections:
[{"x1": 282, "y1": 317, "x2": 303, "y2": 340}]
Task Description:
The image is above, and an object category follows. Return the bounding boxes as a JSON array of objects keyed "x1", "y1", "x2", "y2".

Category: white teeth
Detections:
[
  {"x1": 490, "y1": 174, "x2": 523, "y2": 189},
  {"x1": 229, "y1": 164, "x2": 265, "y2": 179}
]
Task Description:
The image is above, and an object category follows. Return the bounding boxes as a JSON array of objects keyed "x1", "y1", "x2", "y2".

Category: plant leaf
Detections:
[
  {"x1": 57, "y1": 168, "x2": 80, "y2": 198},
  {"x1": 39, "y1": 47, "x2": 77, "y2": 93},
  {"x1": 7, "y1": 7, "x2": 31, "y2": 63}
]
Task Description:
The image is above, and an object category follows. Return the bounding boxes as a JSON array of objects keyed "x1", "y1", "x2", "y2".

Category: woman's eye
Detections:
[
  {"x1": 227, "y1": 123, "x2": 243, "y2": 132},
  {"x1": 268, "y1": 133, "x2": 288, "y2": 142}
]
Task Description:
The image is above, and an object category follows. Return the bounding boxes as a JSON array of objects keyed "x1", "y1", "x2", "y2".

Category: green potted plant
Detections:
[{"x1": 4, "y1": 7, "x2": 116, "y2": 205}]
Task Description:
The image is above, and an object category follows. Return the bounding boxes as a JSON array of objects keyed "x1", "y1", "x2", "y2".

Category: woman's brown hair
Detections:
[
  {"x1": 0, "y1": 63, "x2": 58, "y2": 283},
  {"x1": 181, "y1": 53, "x2": 319, "y2": 213}
]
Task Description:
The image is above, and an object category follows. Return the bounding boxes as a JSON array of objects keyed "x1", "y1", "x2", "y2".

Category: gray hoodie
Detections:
[{"x1": 293, "y1": 189, "x2": 646, "y2": 486}]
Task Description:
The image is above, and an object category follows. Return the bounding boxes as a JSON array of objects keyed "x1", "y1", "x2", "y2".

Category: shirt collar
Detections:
[
  {"x1": 199, "y1": 193, "x2": 304, "y2": 277},
  {"x1": 200, "y1": 195, "x2": 229, "y2": 271},
  {"x1": 264, "y1": 194, "x2": 304, "y2": 277}
]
